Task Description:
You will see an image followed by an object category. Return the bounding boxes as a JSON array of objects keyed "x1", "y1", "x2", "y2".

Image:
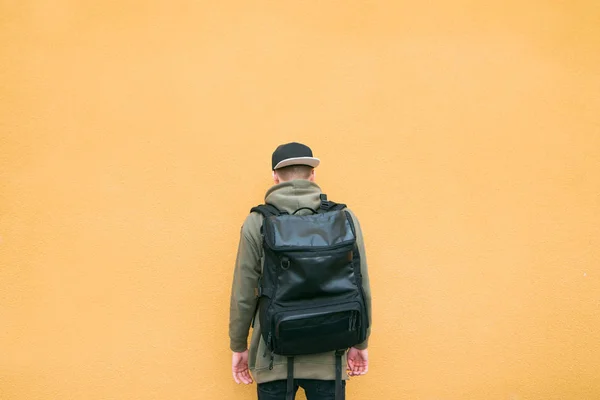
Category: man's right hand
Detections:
[{"x1": 347, "y1": 347, "x2": 369, "y2": 376}]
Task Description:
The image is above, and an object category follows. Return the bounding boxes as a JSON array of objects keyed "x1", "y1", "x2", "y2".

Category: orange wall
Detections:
[{"x1": 1, "y1": 1, "x2": 599, "y2": 399}]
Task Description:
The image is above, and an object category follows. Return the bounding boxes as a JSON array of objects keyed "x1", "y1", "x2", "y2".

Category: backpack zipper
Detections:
[
  {"x1": 265, "y1": 331, "x2": 274, "y2": 370},
  {"x1": 265, "y1": 240, "x2": 355, "y2": 253},
  {"x1": 267, "y1": 330, "x2": 274, "y2": 370},
  {"x1": 263, "y1": 331, "x2": 272, "y2": 357},
  {"x1": 268, "y1": 351, "x2": 274, "y2": 370},
  {"x1": 275, "y1": 303, "x2": 362, "y2": 338}
]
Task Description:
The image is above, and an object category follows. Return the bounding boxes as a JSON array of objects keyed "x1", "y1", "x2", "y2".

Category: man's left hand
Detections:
[{"x1": 232, "y1": 350, "x2": 253, "y2": 384}]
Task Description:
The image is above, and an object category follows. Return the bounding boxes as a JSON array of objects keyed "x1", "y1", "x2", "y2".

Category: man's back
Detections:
[{"x1": 229, "y1": 143, "x2": 371, "y2": 400}]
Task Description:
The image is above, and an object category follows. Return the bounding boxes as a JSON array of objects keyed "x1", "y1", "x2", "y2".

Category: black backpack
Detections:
[{"x1": 251, "y1": 194, "x2": 368, "y2": 400}]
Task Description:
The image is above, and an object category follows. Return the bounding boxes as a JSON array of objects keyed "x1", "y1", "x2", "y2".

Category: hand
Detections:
[
  {"x1": 232, "y1": 350, "x2": 253, "y2": 384},
  {"x1": 347, "y1": 347, "x2": 369, "y2": 376}
]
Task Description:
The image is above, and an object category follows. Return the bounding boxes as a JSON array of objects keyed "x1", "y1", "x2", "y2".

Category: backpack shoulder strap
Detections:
[
  {"x1": 248, "y1": 203, "x2": 283, "y2": 329},
  {"x1": 250, "y1": 203, "x2": 285, "y2": 217},
  {"x1": 318, "y1": 193, "x2": 347, "y2": 213}
]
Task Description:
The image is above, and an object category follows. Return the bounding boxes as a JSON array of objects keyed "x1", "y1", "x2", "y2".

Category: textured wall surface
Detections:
[{"x1": 1, "y1": 1, "x2": 599, "y2": 399}]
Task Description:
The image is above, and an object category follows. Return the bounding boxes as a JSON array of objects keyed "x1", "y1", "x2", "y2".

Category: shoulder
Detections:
[
  {"x1": 342, "y1": 207, "x2": 361, "y2": 226},
  {"x1": 341, "y1": 207, "x2": 366, "y2": 241},
  {"x1": 241, "y1": 211, "x2": 264, "y2": 240},
  {"x1": 236, "y1": 211, "x2": 264, "y2": 257}
]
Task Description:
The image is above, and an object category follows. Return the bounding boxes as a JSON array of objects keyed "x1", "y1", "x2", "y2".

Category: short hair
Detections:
[{"x1": 275, "y1": 165, "x2": 313, "y2": 181}]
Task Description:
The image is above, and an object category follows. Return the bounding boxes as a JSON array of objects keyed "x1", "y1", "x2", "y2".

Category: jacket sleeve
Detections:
[
  {"x1": 228, "y1": 214, "x2": 263, "y2": 352},
  {"x1": 347, "y1": 210, "x2": 372, "y2": 350}
]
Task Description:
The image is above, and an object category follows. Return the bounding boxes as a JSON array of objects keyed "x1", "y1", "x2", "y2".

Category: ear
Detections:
[
  {"x1": 309, "y1": 169, "x2": 316, "y2": 182},
  {"x1": 272, "y1": 171, "x2": 280, "y2": 184}
]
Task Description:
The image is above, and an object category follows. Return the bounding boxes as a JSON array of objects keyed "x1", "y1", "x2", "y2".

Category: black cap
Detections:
[{"x1": 271, "y1": 142, "x2": 321, "y2": 170}]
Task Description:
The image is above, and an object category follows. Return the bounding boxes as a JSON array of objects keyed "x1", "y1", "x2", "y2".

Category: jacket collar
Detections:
[{"x1": 264, "y1": 180, "x2": 322, "y2": 214}]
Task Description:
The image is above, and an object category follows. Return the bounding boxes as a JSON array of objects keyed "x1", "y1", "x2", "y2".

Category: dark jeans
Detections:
[{"x1": 257, "y1": 379, "x2": 345, "y2": 400}]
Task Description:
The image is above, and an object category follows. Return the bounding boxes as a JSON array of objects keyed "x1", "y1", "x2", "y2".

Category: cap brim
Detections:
[{"x1": 273, "y1": 157, "x2": 320, "y2": 170}]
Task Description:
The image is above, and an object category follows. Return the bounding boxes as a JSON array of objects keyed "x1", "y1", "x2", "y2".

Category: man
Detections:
[{"x1": 229, "y1": 142, "x2": 372, "y2": 400}]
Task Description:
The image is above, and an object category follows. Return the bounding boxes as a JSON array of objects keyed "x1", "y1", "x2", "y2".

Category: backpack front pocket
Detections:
[{"x1": 272, "y1": 302, "x2": 362, "y2": 356}]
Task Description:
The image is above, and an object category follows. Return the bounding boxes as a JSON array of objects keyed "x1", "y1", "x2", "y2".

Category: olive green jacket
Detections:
[{"x1": 229, "y1": 180, "x2": 372, "y2": 384}]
